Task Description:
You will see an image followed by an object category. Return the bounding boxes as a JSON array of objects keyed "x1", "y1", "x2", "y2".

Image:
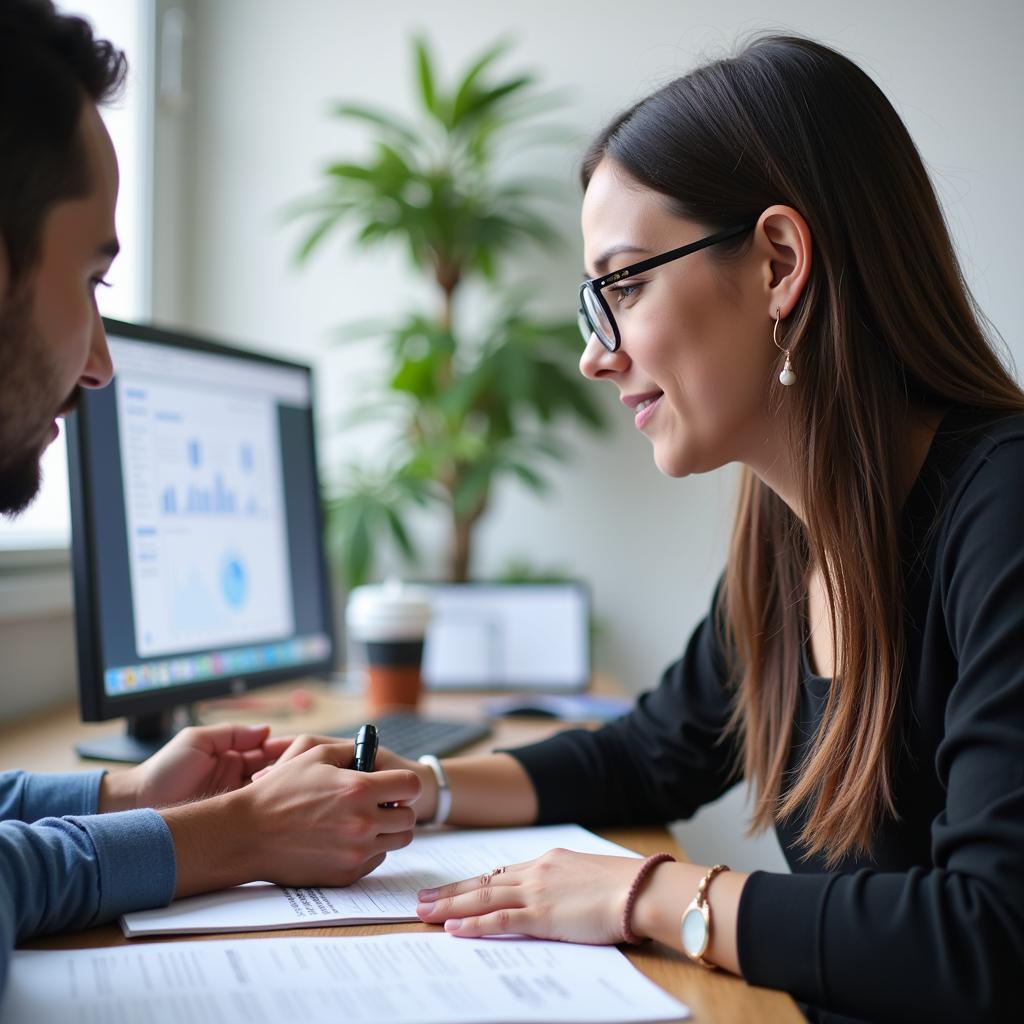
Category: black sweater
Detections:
[{"x1": 509, "y1": 409, "x2": 1024, "y2": 1024}]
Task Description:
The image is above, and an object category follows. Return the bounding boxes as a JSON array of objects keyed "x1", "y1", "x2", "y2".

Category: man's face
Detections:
[{"x1": 0, "y1": 100, "x2": 118, "y2": 515}]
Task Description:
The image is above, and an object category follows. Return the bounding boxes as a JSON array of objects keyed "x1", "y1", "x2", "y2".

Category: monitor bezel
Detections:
[{"x1": 67, "y1": 317, "x2": 337, "y2": 723}]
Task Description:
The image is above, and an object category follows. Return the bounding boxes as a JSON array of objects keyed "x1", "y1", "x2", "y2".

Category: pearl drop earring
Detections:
[{"x1": 773, "y1": 308, "x2": 796, "y2": 386}]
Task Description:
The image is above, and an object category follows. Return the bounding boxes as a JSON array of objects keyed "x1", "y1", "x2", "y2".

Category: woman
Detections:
[{"x1": 269, "y1": 35, "x2": 1024, "y2": 1024}]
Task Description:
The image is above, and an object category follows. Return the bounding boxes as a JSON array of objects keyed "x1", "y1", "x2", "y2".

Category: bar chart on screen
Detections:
[{"x1": 114, "y1": 376, "x2": 294, "y2": 659}]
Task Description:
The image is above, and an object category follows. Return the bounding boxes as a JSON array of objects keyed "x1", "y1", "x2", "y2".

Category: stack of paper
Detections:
[{"x1": 122, "y1": 823, "x2": 641, "y2": 937}]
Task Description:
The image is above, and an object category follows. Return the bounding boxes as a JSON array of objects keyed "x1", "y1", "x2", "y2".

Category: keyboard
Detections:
[{"x1": 329, "y1": 712, "x2": 492, "y2": 760}]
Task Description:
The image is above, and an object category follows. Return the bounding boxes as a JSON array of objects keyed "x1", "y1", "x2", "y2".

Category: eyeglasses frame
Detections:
[{"x1": 578, "y1": 221, "x2": 758, "y2": 352}]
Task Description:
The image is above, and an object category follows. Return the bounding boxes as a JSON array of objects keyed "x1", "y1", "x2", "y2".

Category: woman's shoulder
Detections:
[
  {"x1": 924, "y1": 407, "x2": 1024, "y2": 551},
  {"x1": 933, "y1": 407, "x2": 1024, "y2": 490}
]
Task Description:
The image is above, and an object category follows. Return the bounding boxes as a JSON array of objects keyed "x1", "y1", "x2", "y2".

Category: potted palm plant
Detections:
[{"x1": 293, "y1": 37, "x2": 605, "y2": 585}]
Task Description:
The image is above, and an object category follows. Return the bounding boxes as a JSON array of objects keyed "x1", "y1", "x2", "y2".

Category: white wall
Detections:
[{"x1": 155, "y1": 0, "x2": 1022, "y2": 871}]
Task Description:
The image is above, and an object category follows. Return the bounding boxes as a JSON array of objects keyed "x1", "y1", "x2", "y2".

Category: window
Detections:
[{"x1": 0, "y1": 0, "x2": 153, "y2": 552}]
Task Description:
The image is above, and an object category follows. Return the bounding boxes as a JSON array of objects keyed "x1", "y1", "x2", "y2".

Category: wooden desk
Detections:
[{"x1": 0, "y1": 682, "x2": 801, "y2": 1024}]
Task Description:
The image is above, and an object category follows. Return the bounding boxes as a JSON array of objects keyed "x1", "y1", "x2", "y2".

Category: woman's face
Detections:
[{"x1": 579, "y1": 159, "x2": 781, "y2": 479}]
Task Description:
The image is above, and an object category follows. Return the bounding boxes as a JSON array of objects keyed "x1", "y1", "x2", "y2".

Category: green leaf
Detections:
[
  {"x1": 451, "y1": 37, "x2": 514, "y2": 125},
  {"x1": 325, "y1": 162, "x2": 377, "y2": 182},
  {"x1": 456, "y1": 74, "x2": 535, "y2": 127},
  {"x1": 294, "y1": 210, "x2": 347, "y2": 263},
  {"x1": 507, "y1": 461, "x2": 548, "y2": 492},
  {"x1": 385, "y1": 506, "x2": 416, "y2": 560},
  {"x1": 330, "y1": 102, "x2": 420, "y2": 148},
  {"x1": 414, "y1": 37, "x2": 438, "y2": 117}
]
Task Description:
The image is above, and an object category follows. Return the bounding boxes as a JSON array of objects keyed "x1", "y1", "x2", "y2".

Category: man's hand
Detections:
[
  {"x1": 250, "y1": 733, "x2": 436, "y2": 820},
  {"x1": 99, "y1": 723, "x2": 294, "y2": 812},
  {"x1": 161, "y1": 742, "x2": 422, "y2": 897}
]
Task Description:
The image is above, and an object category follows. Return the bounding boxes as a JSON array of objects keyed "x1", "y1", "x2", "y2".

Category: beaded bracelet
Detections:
[{"x1": 621, "y1": 852, "x2": 676, "y2": 944}]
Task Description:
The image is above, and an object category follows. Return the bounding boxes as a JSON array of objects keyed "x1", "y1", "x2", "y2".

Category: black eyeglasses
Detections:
[{"x1": 577, "y1": 221, "x2": 757, "y2": 352}]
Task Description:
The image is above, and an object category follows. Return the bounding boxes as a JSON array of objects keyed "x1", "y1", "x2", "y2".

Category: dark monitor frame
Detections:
[{"x1": 66, "y1": 318, "x2": 336, "y2": 761}]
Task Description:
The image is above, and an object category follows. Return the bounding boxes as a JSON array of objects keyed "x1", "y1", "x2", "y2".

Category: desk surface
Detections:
[{"x1": 0, "y1": 681, "x2": 801, "y2": 1024}]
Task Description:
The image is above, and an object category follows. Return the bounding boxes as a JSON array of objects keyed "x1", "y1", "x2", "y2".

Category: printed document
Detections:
[
  {"x1": 0, "y1": 934, "x2": 690, "y2": 1024},
  {"x1": 122, "y1": 823, "x2": 640, "y2": 937}
]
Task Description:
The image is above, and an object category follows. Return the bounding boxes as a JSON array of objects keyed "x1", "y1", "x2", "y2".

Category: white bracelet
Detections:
[{"x1": 417, "y1": 755, "x2": 452, "y2": 826}]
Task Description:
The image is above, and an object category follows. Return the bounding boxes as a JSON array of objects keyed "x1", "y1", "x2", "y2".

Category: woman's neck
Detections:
[{"x1": 746, "y1": 405, "x2": 945, "y2": 525}]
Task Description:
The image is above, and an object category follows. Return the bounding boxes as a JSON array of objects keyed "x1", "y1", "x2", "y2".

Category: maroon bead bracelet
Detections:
[{"x1": 621, "y1": 852, "x2": 677, "y2": 944}]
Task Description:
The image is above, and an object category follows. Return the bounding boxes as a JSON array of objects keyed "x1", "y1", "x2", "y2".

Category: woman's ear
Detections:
[{"x1": 756, "y1": 204, "x2": 812, "y2": 320}]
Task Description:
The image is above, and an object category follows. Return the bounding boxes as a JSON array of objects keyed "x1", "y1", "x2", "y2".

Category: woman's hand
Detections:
[
  {"x1": 415, "y1": 848, "x2": 644, "y2": 944},
  {"x1": 99, "y1": 723, "x2": 294, "y2": 811}
]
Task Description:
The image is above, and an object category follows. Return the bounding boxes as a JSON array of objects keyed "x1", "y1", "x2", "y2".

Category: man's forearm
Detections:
[
  {"x1": 98, "y1": 770, "x2": 139, "y2": 813},
  {"x1": 159, "y1": 791, "x2": 255, "y2": 898}
]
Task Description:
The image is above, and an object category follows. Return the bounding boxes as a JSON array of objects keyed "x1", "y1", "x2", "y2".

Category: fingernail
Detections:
[
  {"x1": 417, "y1": 888, "x2": 439, "y2": 901},
  {"x1": 444, "y1": 919, "x2": 462, "y2": 933},
  {"x1": 415, "y1": 902, "x2": 432, "y2": 916}
]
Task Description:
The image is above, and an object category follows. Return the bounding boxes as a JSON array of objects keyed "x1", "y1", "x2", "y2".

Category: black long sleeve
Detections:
[
  {"x1": 509, "y1": 589, "x2": 737, "y2": 827},
  {"x1": 508, "y1": 410, "x2": 1024, "y2": 1024}
]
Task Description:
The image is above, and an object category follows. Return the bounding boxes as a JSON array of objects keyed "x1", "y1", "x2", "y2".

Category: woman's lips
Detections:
[{"x1": 634, "y1": 394, "x2": 663, "y2": 430}]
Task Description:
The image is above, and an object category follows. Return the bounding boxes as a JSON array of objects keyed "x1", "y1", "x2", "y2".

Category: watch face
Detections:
[{"x1": 682, "y1": 905, "x2": 709, "y2": 958}]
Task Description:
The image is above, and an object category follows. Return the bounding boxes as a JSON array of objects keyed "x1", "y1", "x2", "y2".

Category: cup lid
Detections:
[{"x1": 346, "y1": 579, "x2": 432, "y2": 640}]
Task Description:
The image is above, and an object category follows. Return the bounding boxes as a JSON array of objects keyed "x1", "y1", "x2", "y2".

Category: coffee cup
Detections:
[{"x1": 345, "y1": 581, "x2": 432, "y2": 711}]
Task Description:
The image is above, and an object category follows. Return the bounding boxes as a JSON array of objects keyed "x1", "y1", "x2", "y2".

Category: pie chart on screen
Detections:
[{"x1": 222, "y1": 555, "x2": 248, "y2": 610}]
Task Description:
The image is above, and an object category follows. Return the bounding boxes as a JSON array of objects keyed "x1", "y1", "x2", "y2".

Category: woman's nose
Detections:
[{"x1": 579, "y1": 334, "x2": 629, "y2": 379}]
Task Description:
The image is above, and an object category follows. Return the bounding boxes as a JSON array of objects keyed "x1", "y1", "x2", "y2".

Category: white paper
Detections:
[
  {"x1": 0, "y1": 934, "x2": 690, "y2": 1024},
  {"x1": 122, "y1": 824, "x2": 641, "y2": 936}
]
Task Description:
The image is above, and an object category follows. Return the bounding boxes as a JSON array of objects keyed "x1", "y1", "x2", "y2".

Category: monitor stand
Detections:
[{"x1": 75, "y1": 708, "x2": 194, "y2": 764}]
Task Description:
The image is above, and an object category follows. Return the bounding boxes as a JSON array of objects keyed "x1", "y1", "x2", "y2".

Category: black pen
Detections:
[{"x1": 352, "y1": 723, "x2": 379, "y2": 772}]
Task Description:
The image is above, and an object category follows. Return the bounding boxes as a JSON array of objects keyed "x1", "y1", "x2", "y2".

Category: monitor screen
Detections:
[{"x1": 67, "y1": 319, "x2": 335, "y2": 760}]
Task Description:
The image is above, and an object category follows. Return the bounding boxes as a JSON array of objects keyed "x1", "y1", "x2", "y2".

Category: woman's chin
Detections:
[{"x1": 651, "y1": 444, "x2": 693, "y2": 479}]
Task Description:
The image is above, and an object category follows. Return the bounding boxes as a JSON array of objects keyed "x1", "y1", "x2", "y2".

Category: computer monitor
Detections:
[{"x1": 66, "y1": 319, "x2": 336, "y2": 762}]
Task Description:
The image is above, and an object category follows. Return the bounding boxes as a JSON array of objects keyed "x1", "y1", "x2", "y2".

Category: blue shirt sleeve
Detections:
[
  {"x1": 0, "y1": 776, "x2": 177, "y2": 995},
  {"x1": 0, "y1": 770, "x2": 105, "y2": 822}
]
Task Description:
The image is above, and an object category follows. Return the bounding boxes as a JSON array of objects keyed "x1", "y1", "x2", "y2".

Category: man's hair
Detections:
[{"x1": 0, "y1": 0, "x2": 126, "y2": 286}]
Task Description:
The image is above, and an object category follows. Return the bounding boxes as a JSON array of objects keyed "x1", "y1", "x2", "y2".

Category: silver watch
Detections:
[{"x1": 417, "y1": 754, "x2": 452, "y2": 826}]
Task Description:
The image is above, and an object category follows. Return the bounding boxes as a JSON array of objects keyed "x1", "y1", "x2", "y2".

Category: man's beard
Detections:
[
  {"x1": 0, "y1": 283, "x2": 75, "y2": 516},
  {"x1": 0, "y1": 448, "x2": 42, "y2": 518}
]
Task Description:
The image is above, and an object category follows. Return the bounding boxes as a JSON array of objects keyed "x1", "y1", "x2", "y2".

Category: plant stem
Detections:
[{"x1": 450, "y1": 489, "x2": 489, "y2": 582}]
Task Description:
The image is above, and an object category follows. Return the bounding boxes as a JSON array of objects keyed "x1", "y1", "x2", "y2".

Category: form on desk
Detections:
[
  {"x1": 1, "y1": 934, "x2": 690, "y2": 1024},
  {"x1": 122, "y1": 823, "x2": 642, "y2": 937}
]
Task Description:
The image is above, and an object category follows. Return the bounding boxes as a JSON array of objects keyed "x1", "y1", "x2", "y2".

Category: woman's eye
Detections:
[
  {"x1": 607, "y1": 281, "x2": 643, "y2": 304},
  {"x1": 89, "y1": 276, "x2": 112, "y2": 294}
]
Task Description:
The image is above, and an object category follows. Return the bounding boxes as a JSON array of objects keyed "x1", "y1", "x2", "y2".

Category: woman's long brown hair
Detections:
[{"x1": 582, "y1": 36, "x2": 1024, "y2": 863}]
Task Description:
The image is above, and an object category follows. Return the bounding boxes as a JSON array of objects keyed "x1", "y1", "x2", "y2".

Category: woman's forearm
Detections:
[
  {"x1": 633, "y1": 861, "x2": 749, "y2": 975},
  {"x1": 414, "y1": 752, "x2": 539, "y2": 827}
]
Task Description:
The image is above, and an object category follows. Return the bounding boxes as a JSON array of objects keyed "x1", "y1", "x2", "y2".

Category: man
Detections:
[{"x1": 0, "y1": 0, "x2": 420, "y2": 992}]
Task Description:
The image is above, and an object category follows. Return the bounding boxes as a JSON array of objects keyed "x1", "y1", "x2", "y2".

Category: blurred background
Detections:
[{"x1": 1, "y1": 0, "x2": 1021, "y2": 870}]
